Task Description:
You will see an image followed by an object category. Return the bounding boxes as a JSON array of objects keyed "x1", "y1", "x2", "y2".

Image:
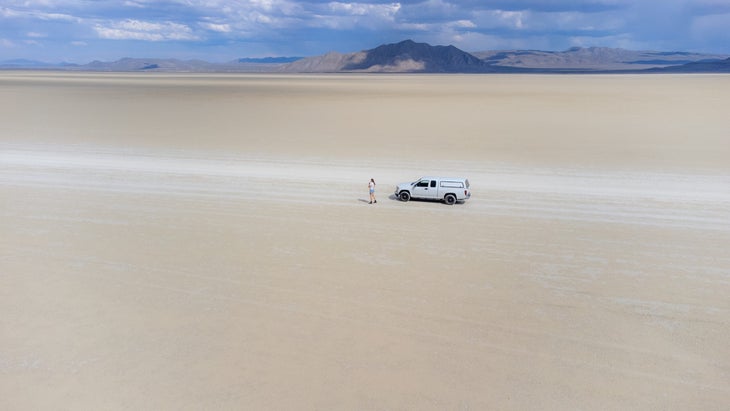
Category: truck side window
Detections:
[
  {"x1": 430, "y1": 180, "x2": 436, "y2": 188},
  {"x1": 417, "y1": 180, "x2": 429, "y2": 187}
]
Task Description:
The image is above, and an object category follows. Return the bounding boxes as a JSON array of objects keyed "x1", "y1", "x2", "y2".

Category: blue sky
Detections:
[{"x1": 1, "y1": 0, "x2": 729, "y2": 63}]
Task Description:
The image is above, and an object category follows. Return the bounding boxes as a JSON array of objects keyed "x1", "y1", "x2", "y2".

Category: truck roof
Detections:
[{"x1": 419, "y1": 176, "x2": 468, "y2": 181}]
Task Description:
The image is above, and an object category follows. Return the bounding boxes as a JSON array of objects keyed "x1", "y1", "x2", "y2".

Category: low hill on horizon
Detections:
[
  {"x1": 472, "y1": 47, "x2": 728, "y2": 71},
  {"x1": 648, "y1": 56, "x2": 730, "y2": 73},
  {"x1": 74, "y1": 57, "x2": 285, "y2": 73}
]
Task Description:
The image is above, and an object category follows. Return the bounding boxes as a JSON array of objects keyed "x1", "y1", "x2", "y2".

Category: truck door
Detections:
[{"x1": 413, "y1": 179, "x2": 438, "y2": 199}]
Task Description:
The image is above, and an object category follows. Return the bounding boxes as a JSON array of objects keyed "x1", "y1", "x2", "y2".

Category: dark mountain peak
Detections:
[
  {"x1": 387, "y1": 39, "x2": 418, "y2": 48},
  {"x1": 343, "y1": 39, "x2": 489, "y2": 72}
]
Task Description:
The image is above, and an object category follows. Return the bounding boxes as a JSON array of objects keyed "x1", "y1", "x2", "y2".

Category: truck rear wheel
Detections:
[
  {"x1": 444, "y1": 194, "x2": 457, "y2": 205},
  {"x1": 399, "y1": 191, "x2": 411, "y2": 202}
]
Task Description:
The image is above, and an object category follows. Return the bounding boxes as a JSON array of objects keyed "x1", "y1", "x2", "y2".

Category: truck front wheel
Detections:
[
  {"x1": 444, "y1": 194, "x2": 457, "y2": 205},
  {"x1": 399, "y1": 191, "x2": 411, "y2": 202}
]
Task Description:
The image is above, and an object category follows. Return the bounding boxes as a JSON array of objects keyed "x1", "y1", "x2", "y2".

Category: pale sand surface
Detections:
[{"x1": 1, "y1": 73, "x2": 729, "y2": 409}]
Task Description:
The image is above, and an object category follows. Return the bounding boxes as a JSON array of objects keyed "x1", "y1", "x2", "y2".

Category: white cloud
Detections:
[
  {"x1": 326, "y1": 2, "x2": 401, "y2": 19},
  {"x1": 250, "y1": 0, "x2": 276, "y2": 12},
  {"x1": 27, "y1": 31, "x2": 46, "y2": 37},
  {"x1": 4, "y1": 0, "x2": 79, "y2": 6},
  {"x1": 35, "y1": 11, "x2": 76, "y2": 21},
  {"x1": 71, "y1": 40, "x2": 87, "y2": 46},
  {"x1": 200, "y1": 22, "x2": 231, "y2": 32},
  {"x1": 328, "y1": 2, "x2": 364, "y2": 15},
  {"x1": 1, "y1": 38, "x2": 16, "y2": 47},
  {"x1": 494, "y1": 10, "x2": 525, "y2": 29},
  {"x1": 123, "y1": 1, "x2": 146, "y2": 8},
  {"x1": 451, "y1": 19, "x2": 476, "y2": 29},
  {"x1": 94, "y1": 19, "x2": 199, "y2": 41},
  {"x1": 0, "y1": 6, "x2": 79, "y2": 22},
  {"x1": 309, "y1": 2, "x2": 401, "y2": 29},
  {"x1": 1, "y1": 7, "x2": 21, "y2": 18}
]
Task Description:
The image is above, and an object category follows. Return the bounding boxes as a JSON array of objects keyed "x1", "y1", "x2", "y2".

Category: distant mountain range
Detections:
[
  {"x1": 282, "y1": 40, "x2": 729, "y2": 73},
  {"x1": 472, "y1": 47, "x2": 729, "y2": 71},
  {"x1": 2, "y1": 40, "x2": 729, "y2": 73}
]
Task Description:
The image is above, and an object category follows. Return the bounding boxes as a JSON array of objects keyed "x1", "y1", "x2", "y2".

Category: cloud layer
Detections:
[{"x1": 1, "y1": 0, "x2": 728, "y2": 62}]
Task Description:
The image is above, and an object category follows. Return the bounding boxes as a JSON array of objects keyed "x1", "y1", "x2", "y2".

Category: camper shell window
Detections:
[{"x1": 440, "y1": 181, "x2": 465, "y2": 188}]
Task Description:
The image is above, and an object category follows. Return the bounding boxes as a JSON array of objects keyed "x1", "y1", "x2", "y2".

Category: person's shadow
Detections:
[{"x1": 358, "y1": 195, "x2": 397, "y2": 203}]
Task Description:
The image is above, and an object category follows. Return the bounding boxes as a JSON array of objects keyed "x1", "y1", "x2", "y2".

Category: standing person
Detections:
[{"x1": 368, "y1": 178, "x2": 377, "y2": 204}]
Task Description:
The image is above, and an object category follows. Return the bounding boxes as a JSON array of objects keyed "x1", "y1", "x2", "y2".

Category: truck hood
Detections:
[{"x1": 396, "y1": 182, "x2": 415, "y2": 191}]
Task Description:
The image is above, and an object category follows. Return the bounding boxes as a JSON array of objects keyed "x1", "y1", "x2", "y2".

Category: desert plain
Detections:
[{"x1": 1, "y1": 72, "x2": 729, "y2": 409}]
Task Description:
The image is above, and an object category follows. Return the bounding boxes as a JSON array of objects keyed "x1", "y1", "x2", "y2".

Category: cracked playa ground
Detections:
[{"x1": 1, "y1": 73, "x2": 729, "y2": 409}]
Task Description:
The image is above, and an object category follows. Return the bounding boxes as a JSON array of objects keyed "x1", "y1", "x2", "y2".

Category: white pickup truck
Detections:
[{"x1": 394, "y1": 177, "x2": 471, "y2": 205}]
